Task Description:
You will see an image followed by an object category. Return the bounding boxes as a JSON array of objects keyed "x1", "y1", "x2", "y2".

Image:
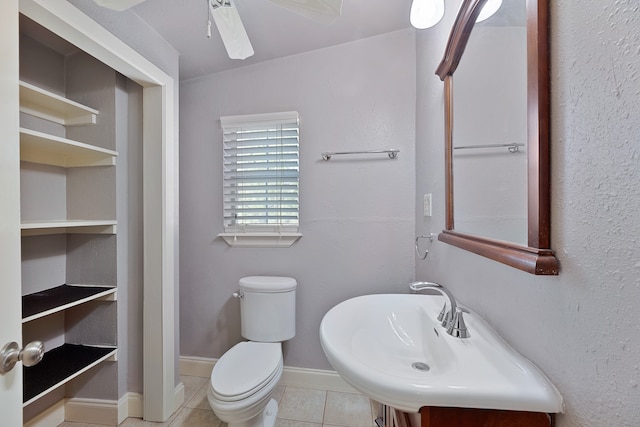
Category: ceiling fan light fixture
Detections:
[
  {"x1": 208, "y1": 0, "x2": 254, "y2": 60},
  {"x1": 268, "y1": 0, "x2": 343, "y2": 24},
  {"x1": 476, "y1": 0, "x2": 503, "y2": 22},
  {"x1": 410, "y1": 0, "x2": 445, "y2": 29},
  {"x1": 92, "y1": 0, "x2": 147, "y2": 11}
]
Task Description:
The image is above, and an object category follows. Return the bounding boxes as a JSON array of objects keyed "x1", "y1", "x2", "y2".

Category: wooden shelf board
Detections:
[
  {"x1": 21, "y1": 220, "x2": 117, "y2": 236},
  {"x1": 20, "y1": 128, "x2": 117, "y2": 167},
  {"x1": 23, "y1": 285, "x2": 116, "y2": 323},
  {"x1": 23, "y1": 344, "x2": 116, "y2": 407},
  {"x1": 19, "y1": 81, "x2": 98, "y2": 126}
]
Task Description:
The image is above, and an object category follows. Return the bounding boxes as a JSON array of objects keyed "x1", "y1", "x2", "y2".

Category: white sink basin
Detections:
[{"x1": 319, "y1": 293, "x2": 563, "y2": 413}]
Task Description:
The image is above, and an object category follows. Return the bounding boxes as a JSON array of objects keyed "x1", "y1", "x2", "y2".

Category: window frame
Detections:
[{"x1": 217, "y1": 111, "x2": 302, "y2": 248}]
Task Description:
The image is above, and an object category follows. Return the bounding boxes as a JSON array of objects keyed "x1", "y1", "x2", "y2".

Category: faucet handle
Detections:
[
  {"x1": 409, "y1": 281, "x2": 441, "y2": 293},
  {"x1": 437, "y1": 303, "x2": 447, "y2": 322},
  {"x1": 446, "y1": 307, "x2": 469, "y2": 338},
  {"x1": 440, "y1": 307, "x2": 453, "y2": 328}
]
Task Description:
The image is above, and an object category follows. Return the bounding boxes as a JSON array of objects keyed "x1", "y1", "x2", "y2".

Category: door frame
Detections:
[
  {"x1": 19, "y1": 0, "x2": 178, "y2": 422},
  {"x1": 0, "y1": 0, "x2": 23, "y2": 425}
]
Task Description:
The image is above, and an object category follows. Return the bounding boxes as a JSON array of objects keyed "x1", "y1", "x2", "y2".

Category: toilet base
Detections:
[
  {"x1": 262, "y1": 398, "x2": 278, "y2": 427},
  {"x1": 226, "y1": 398, "x2": 278, "y2": 427}
]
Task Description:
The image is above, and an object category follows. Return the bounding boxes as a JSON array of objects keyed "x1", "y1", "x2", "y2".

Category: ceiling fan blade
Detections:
[
  {"x1": 210, "y1": 1, "x2": 255, "y2": 60},
  {"x1": 268, "y1": 0, "x2": 343, "y2": 24},
  {"x1": 92, "y1": 0, "x2": 147, "y2": 11}
]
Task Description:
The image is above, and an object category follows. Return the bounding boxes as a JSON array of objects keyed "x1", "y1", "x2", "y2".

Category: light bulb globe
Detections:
[{"x1": 410, "y1": 0, "x2": 445, "y2": 29}]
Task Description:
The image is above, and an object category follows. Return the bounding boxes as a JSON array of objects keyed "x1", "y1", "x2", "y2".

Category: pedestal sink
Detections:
[{"x1": 319, "y1": 293, "x2": 563, "y2": 414}]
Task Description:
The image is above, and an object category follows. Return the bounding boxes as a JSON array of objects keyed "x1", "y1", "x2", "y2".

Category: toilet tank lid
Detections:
[{"x1": 239, "y1": 276, "x2": 297, "y2": 292}]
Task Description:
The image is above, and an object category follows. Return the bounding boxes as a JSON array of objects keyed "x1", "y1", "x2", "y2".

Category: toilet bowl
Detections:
[
  {"x1": 207, "y1": 342, "x2": 283, "y2": 427},
  {"x1": 208, "y1": 276, "x2": 297, "y2": 427}
]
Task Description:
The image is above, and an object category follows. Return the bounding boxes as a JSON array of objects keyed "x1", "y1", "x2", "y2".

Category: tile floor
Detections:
[{"x1": 59, "y1": 375, "x2": 377, "y2": 427}]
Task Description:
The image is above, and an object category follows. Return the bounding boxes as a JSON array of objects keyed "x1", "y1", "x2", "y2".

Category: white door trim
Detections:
[
  {"x1": 19, "y1": 0, "x2": 178, "y2": 421},
  {"x1": 0, "y1": 0, "x2": 23, "y2": 424}
]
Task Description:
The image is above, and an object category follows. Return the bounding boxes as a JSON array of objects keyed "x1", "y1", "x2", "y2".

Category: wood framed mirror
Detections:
[{"x1": 435, "y1": 0, "x2": 559, "y2": 275}]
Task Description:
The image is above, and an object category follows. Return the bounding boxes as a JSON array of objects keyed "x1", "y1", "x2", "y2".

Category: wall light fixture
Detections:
[
  {"x1": 410, "y1": 0, "x2": 445, "y2": 29},
  {"x1": 410, "y1": 0, "x2": 503, "y2": 29}
]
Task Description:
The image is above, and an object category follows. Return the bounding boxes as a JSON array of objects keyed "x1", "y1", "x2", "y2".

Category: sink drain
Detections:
[{"x1": 412, "y1": 362, "x2": 430, "y2": 372}]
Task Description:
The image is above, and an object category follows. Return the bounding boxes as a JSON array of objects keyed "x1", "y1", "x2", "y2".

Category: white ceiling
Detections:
[{"x1": 128, "y1": 0, "x2": 414, "y2": 81}]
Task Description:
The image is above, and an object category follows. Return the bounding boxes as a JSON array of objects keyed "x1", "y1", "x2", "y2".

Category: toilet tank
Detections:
[{"x1": 239, "y1": 276, "x2": 297, "y2": 342}]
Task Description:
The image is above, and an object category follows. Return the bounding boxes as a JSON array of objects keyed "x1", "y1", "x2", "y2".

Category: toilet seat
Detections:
[{"x1": 211, "y1": 341, "x2": 282, "y2": 402}]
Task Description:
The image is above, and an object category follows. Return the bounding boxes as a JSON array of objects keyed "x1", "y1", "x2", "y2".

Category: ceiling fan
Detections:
[{"x1": 92, "y1": 0, "x2": 343, "y2": 60}]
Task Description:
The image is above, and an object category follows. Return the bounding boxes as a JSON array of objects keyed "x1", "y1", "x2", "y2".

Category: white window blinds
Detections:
[{"x1": 221, "y1": 111, "x2": 299, "y2": 233}]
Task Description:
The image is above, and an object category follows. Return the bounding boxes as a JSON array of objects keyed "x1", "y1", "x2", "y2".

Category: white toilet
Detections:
[{"x1": 208, "y1": 276, "x2": 297, "y2": 427}]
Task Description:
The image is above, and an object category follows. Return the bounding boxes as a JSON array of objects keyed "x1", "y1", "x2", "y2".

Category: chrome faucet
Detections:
[{"x1": 409, "y1": 281, "x2": 469, "y2": 338}]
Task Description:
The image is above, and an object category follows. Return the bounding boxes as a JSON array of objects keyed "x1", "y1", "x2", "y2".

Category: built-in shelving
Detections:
[
  {"x1": 23, "y1": 284, "x2": 117, "y2": 323},
  {"x1": 23, "y1": 344, "x2": 117, "y2": 406},
  {"x1": 20, "y1": 128, "x2": 118, "y2": 168},
  {"x1": 19, "y1": 44, "x2": 119, "y2": 418},
  {"x1": 21, "y1": 220, "x2": 117, "y2": 236},
  {"x1": 19, "y1": 80, "x2": 99, "y2": 126}
]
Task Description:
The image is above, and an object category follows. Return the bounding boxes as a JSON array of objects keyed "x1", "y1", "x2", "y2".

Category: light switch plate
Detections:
[{"x1": 424, "y1": 194, "x2": 432, "y2": 217}]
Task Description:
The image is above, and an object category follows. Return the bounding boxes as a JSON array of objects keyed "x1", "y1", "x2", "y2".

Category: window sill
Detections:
[{"x1": 217, "y1": 232, "x2": 302, "y2": 248}]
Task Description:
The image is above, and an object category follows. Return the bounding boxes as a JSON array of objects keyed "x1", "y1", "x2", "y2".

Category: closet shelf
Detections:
[
  {"x1": 23, "y1": 285, "x2": 117, "y2": 323},
  {"x1": 20, "y1": 128, "x2": 118, "y2": 167},
  {"x1": 23, "y1": 344, "x2": 116, "y2": 406},
  {"x1": 19, "y1": 81, "x2": 99, "y2": 126},
  {"x1": 21, "y1": 220, "x2": 117, "y2": 236}
]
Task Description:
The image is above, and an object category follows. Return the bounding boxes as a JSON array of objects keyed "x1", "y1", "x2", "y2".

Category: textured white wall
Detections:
[
  {"x1": 179, "y1": 29, "x2": 417, "y2": 369},
  {"x1": 416, "y1": 0, "x2": 640, "y2": 425}
]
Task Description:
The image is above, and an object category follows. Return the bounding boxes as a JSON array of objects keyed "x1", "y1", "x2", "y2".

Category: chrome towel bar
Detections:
[
  {"x1": 453, "y1": 143, "x2": 524, "y2": 153},
  {"x1": 321, "y1": 149, "x2": 399, "y2": 161}
]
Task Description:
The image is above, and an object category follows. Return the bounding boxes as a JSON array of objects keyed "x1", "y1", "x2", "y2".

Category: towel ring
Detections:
[{"x1": 415, "y1": 234, "x2": 435, "y2": 260}]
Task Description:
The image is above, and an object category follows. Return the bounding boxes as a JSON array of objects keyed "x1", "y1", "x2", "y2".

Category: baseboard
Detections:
[
  {"x1": 280, "y1": 366, "x2": 358, "y2": 393},
  {"x1": 180, "y1": 355, "x2": 215, "y2": 377},
  {"x1": 27, "y1": 385, "x2": 183, "y2": 427},
  {"x1": 122, "y1": 392, "x2": 143, "y2": 421},
  {"x1": 24, "y1": 399, "x2": 65, "y2": 427},
  {"x1": 174, "y1": 380, "x2": 185, "y2": 411},
  {"x1": 65, "y1": 397, "x2": 120, "y2": 425},
  {"x1": 179, "y1": 355, "x2": 358, "y2": 393},
  {"x1": 120, "y1": 384, "x2": 182, "y2": 421}
]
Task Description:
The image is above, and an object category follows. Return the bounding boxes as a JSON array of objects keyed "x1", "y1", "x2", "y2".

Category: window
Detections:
[{"x1": 218, "y1": 111, "x2": 301, "y2": 247}]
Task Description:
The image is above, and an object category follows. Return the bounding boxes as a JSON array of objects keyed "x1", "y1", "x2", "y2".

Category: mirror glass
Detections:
[
  {"x1": 452, "y1": 0, "x2": 528, "y2": 245},
  {"x1": 436, "y1": 0, "x2": 558, "y2": 275}
]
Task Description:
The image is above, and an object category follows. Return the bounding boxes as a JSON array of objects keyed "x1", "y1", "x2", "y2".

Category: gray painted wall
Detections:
[
  {"x1": 67, "y1": 1, "x2": 640, "y2": 424},
  {"x1": 179, "y1": 29, "x2": 417, "y2": 369},
  {"x1": 68, "y1": 0, "x2": 181, "y2": 396},
  {"x1": 416, "y1": 0, "x2": 640, "y2": 425}
]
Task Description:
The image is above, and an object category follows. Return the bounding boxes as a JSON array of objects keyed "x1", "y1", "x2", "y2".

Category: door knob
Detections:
[{"x1": 0, "y1": 341, "x2": 45, "y2": 374}]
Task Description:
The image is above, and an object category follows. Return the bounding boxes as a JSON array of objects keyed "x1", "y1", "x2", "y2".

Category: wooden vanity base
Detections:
[{"x1": 420, "y1": 406, "x2": 552, "y2": 427}]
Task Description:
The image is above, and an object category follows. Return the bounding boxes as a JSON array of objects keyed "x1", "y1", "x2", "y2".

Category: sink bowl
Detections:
[{"x1": 319, "y1": 293, "x2": 563, "y2": 413}]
